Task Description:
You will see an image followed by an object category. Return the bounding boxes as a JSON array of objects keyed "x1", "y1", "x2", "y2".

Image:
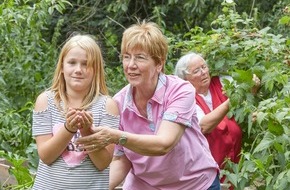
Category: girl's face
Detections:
[
  {"x1": 122, "y1": 49, "x2": 162, "y2": 88},
  {"x1": 62, "y1": 46, "x2": 94, "y2": 94}
]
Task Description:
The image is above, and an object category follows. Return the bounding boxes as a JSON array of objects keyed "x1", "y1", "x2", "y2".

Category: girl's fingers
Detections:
[
  {"x1": 66, "y1": 109, "x2": 94, "y2": 129},
  {"x1": 66, "y1": 109, "x2": 83, "y2": 129},
  {"x1": 82, "y1": 111, "x2": 93, "y2": 128}
]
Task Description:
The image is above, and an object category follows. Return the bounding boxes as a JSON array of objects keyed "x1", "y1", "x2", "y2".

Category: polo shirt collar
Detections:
[{"x1": 122, "y1": 73, "x2": 166, "y2": 112}]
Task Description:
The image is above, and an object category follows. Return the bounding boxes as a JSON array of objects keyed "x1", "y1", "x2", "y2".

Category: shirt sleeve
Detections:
[
  {"x1": 162, "y1": 81, "x2": 197, "y2": 128},
  {"x1": 99, "y1": 113, "x2": 120, "y2": 130},
  {"x1": 32, "y1": 109, "x2": 52, "y2": 136}
]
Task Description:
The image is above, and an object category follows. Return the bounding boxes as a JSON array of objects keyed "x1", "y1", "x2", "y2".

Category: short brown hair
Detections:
[{"x1": 121, "y1": 20, "x2": 168, "y2": 71}]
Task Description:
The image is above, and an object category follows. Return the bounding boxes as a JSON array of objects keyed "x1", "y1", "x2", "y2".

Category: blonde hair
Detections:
[
  {"x1": 50, "y1": 34, "x2": 108, "y2": 112},
  {"x1": 121, "y1": 20, "x2": 168, "y2": 71}
]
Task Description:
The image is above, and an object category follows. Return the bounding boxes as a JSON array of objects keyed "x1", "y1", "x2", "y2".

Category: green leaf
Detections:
[
  {"x1": 48, "y1": 7, "x2": 53, "y2": 15},
  {"x1": 268, "y1": 120, "x2": 284, "y2": 136},
  {"x1": 227, "y1": 173, "x2": 238, "y2": 186},
  {"x1": 257, "y1": 112, "x2": 267, "y2": 125},
  {"x1": 254, "y1": 159, "x2": 265, "y2": 171},
  {"x1": 232, "y1": 69, "x2": 252, "y2": 84},
  {"x1": 275, "y1": 111, "x2": 288, "y2": 123},
  {"x1": 121, "y1": 4, "x2": 128, "y2": 12},
  {"x1": 273, "y1": 142, "x2": 284, "y2": 153},
  {"x1": 279, "y1": 16, "x2": 290, "y2": 25},
  {"x1": 253, "y1": 132, "x2": 275, "y2": 154}
]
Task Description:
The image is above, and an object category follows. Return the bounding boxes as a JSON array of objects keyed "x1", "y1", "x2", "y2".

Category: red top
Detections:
[{"x1": 195, "y1": 76, "x2": 242, "y2": 169}]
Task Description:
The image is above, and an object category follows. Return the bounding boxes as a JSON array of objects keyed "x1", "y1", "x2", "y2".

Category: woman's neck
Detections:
[
  {"x1": 197, "y1": 88, "x2": 209, "y2": 96},
  {"x1": 66, "y1": 90, "x2": 87, "y2": 108},
  {"x1": 133, "y1": 80, "x2": 157, "y2": 117},
  {"x1": 134, "y1": 93, "x2": 149, "y2": 118}
]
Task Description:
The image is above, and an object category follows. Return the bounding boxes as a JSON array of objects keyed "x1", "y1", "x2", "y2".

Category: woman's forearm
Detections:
[
  {"x1": 88, "y1": 144, "x2": 115, "y2": 171},
  {"x1": 109, "y1": 156, "x2": 131, "y2": 190},
  {"x1": 200, "y1": 99, "x2": 230, "y2": 134}
]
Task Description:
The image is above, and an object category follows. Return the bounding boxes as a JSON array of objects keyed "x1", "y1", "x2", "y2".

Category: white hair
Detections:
[{"x1": 174, "y1": 52, "x2": 206, "y2": 79}]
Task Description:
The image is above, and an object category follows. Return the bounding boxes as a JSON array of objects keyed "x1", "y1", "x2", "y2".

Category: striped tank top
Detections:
[{"x1": 32, "y1": 91, "x2": 119, "y2": 190}]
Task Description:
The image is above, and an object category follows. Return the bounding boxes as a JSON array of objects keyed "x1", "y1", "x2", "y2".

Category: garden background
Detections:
[{"x1": 0, "y1": 0, "x2": 289, "y2": 189}]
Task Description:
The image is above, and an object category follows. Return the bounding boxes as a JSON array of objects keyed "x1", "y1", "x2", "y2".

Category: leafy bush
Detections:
[{"x1": 0, "y1": 0, "x2": 70, "y2": 189}]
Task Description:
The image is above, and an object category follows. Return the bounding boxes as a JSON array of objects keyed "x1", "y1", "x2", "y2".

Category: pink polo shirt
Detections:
[{"x1": 113, "y1": 73, "x2": 219, "y2": 190}]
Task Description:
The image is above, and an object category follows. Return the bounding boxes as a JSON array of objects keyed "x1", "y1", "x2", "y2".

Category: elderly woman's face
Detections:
[{"x1": 185, "y1": 56, "x2": 211, "y2": 93}]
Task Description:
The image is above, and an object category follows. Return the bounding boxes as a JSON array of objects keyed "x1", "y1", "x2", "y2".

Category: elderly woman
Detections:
[
  {"x1": 76, "y1": 22, "x2": 220, "y2": 190},
  {"x1": 174, "y1": 52, "x2": 243, "y2": 171}
]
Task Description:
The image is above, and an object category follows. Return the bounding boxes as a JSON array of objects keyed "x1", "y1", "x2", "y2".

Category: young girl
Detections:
[{"x1": 32, "y1": 34, "x2": 119, "y2": 189}]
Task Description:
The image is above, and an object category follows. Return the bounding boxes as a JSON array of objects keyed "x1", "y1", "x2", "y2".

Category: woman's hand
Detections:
[{"x1": 75, "y1": 126, "x2": 117, "y2": 153}]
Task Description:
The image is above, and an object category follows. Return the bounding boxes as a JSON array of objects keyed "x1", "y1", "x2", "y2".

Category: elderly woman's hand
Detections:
[{"x1": 75, "y1": 126, "x2": 117, "y2": 153}]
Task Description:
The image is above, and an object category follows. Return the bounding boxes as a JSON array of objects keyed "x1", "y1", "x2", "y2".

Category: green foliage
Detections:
[
  {"x1": 0, "y1": 151, "x2": 34, "y2": 190},
  {"x1": 105, "y1": 65, "x2": 127, "y2": 96},
  {"x1": 0, "y1": 0, "x2": 69, "y2": 108},
  {"x1": 0, "y1": 0, "x2": 70, "y2": 188},
  {"x1": 0, "y1": 102, "x2": 33, "y2": 155}
]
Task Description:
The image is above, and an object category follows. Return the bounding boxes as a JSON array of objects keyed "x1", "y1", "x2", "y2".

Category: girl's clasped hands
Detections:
[
  {"x1": 65, "y1": 108, "x2": 108, "y2": 153},
  {"x1": 65, "y1": 108, "x2": 94, "y2": 132}
]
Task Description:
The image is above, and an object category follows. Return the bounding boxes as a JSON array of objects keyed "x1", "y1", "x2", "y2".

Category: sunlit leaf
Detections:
[{"x1": 253, "y1": 132, "x2": 275, "y2": 153}]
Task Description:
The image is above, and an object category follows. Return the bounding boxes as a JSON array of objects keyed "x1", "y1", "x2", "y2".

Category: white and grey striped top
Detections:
[{"x1": 32, "y1": 91, "x2": 119, "y2": 190}]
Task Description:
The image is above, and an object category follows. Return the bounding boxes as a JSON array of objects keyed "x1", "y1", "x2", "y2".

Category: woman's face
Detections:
[
  {"x1": 122, "y1": 49, "x2": 162, "y2": 88},
  {"x1": 185, "y1": 56, "x2": 211, "y2": 93},
  {"x1": 62, "y1": 46, "x2": 94, "y2": 94}
]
